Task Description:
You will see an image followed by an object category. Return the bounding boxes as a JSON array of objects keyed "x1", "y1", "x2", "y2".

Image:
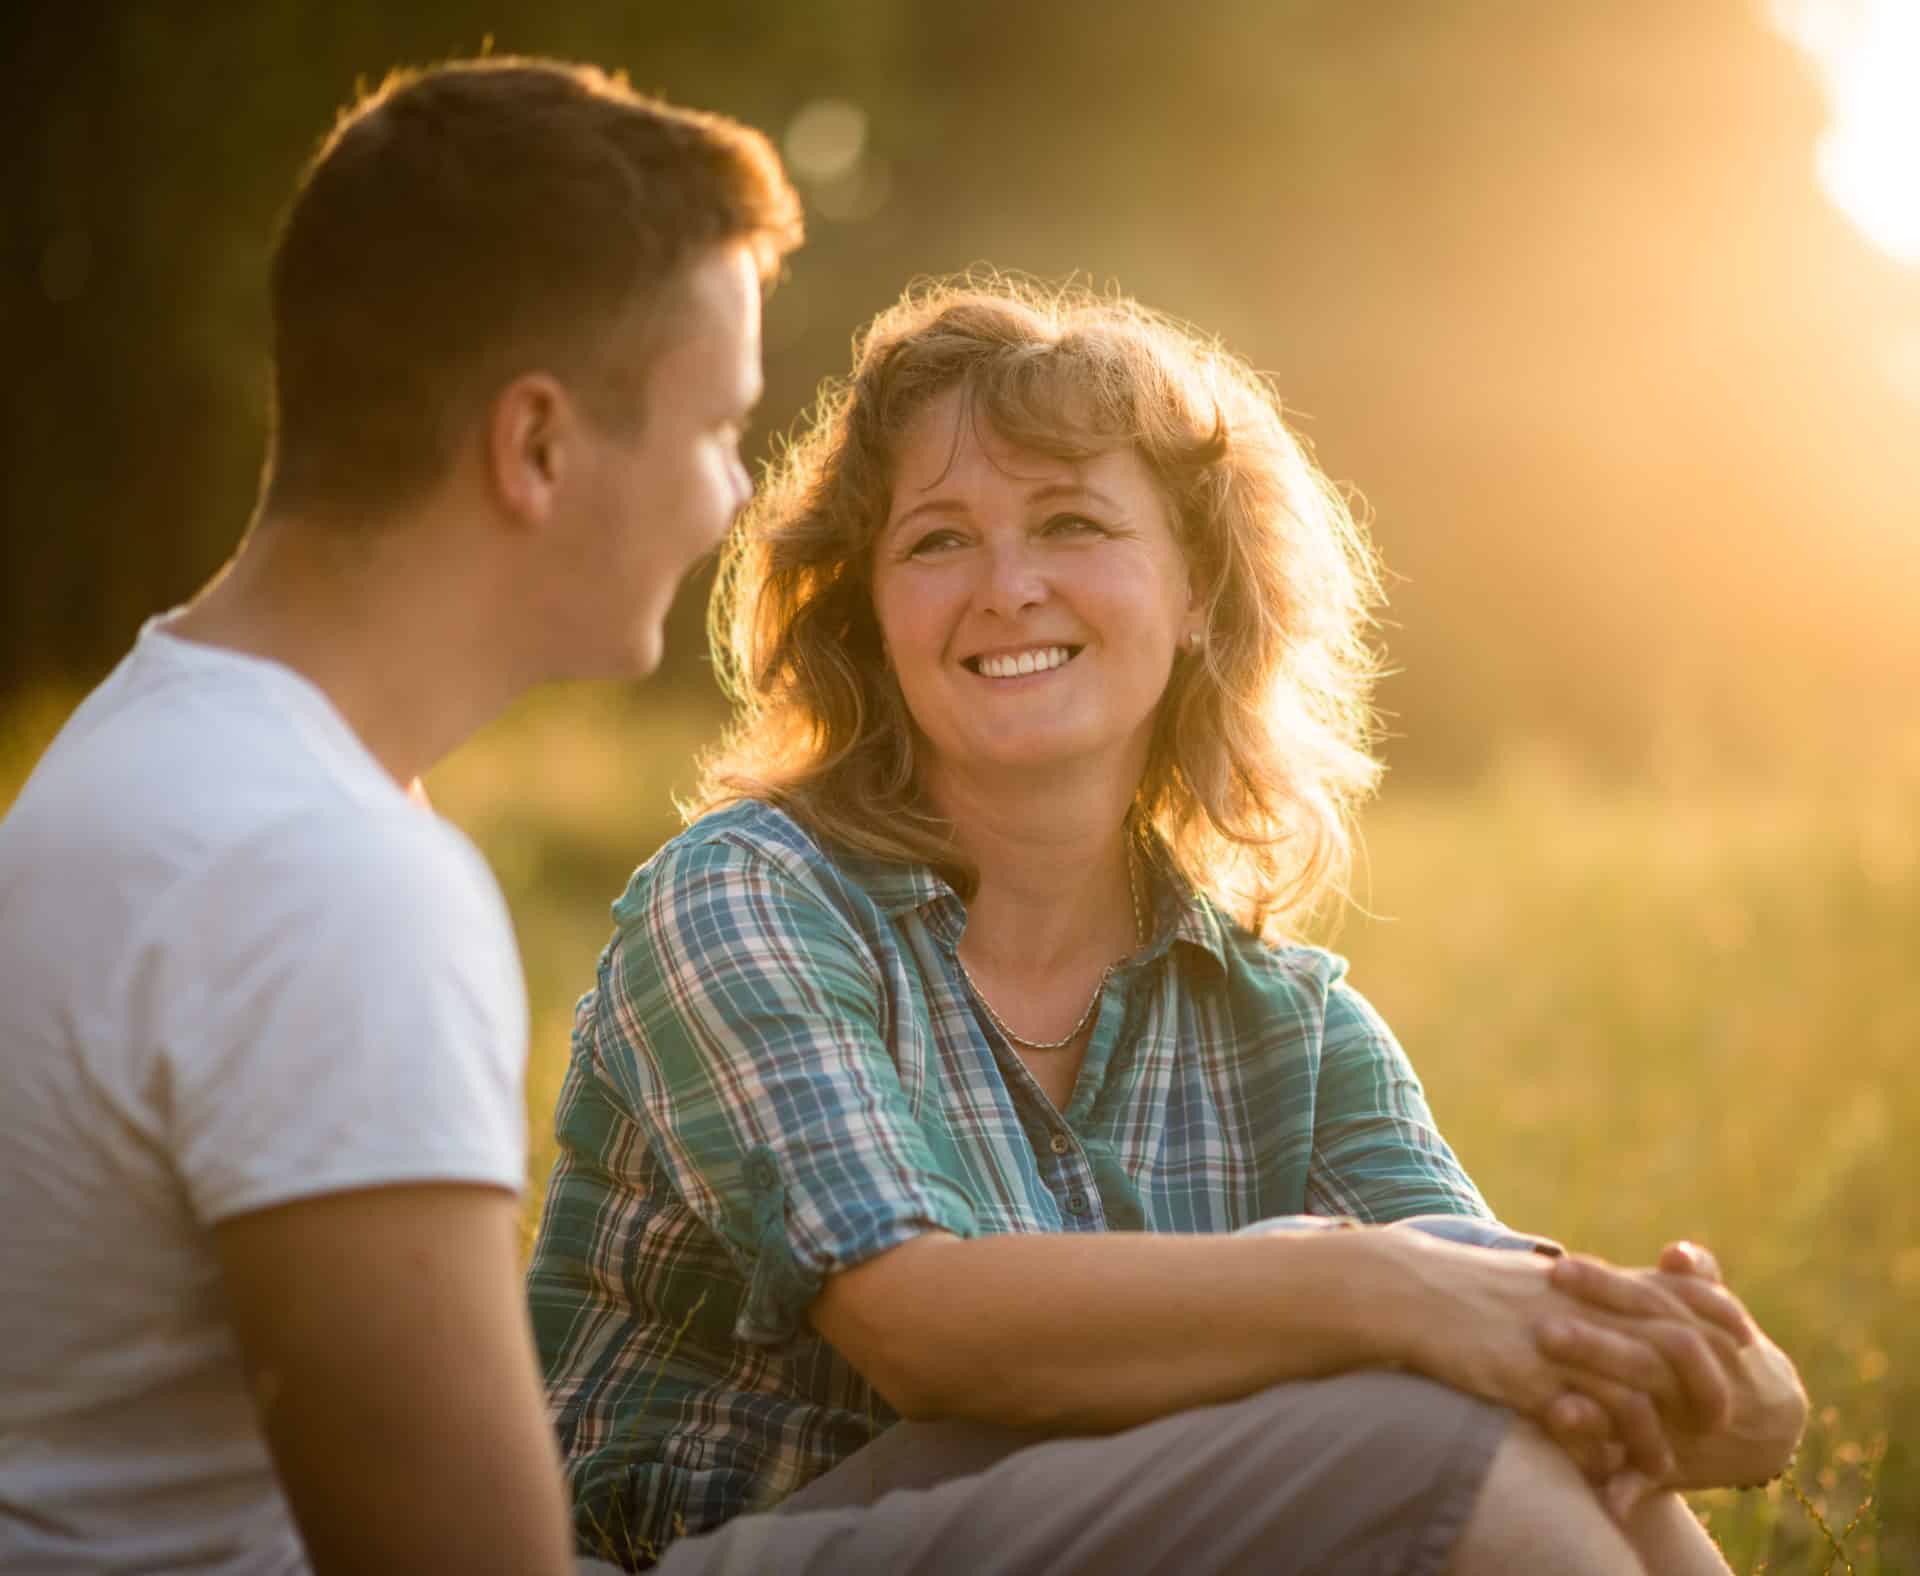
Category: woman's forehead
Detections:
[{"x1": 888, "y1": 385, "x2": 1132, "y2": 497}]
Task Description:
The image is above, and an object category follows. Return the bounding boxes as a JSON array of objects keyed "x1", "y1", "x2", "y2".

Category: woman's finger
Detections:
[
  {"x1": 1545, "y1": 1423, "x2": 1619, "y2": 1482},
  {"x1": 1546, "y1": 1391, "x2": 1611, "y2": 1437},
  {"x1": 1660, "y1": 1240, "x2": 1723, "y2": 1282},
  {"x1": 1637, "y1": 1319, "x2": 1735, "y2": 1428},
  {"x1": 1558, "y1": 1369, "x2": 1676, "y2": 1481},
  {"x1": 1603, "y1": 1467, "x2": 1658, "y2": 1524},
  {"x1": 1654, "y1": 1267, "x2": 1755, "y2": 1346},
  {"x1": 1541, "y1": 1392, "x2": 1621, "y2": 1483},
  {"x1": 1539, "y1": 1315, "x2": 1682, "y2": 1404},
  {"x1": 1545, "y1": 1306, "x2": 1736, "y2": 1430},
  {"x1": 1551, "y1": 1245, "x2": 1754, "y2": 1345},
  {"x1": 1549, "y1": 1254, "x2": 1689, "y2": 1320}
]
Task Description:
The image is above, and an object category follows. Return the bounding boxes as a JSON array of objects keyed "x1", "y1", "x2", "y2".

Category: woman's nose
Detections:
[{"x1": 977, "y1": 537, "x2": 1046, "y2": 613}]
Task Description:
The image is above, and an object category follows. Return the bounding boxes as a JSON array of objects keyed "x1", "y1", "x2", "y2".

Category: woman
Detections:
[{"x1": 528, "y1": 279, "x2": 1805, "y2": 1574}]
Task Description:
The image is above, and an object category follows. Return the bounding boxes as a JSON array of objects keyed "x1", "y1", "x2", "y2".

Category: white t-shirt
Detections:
[{"x1": 0, "y1": 619, "x2": 529, "y2": 1574}]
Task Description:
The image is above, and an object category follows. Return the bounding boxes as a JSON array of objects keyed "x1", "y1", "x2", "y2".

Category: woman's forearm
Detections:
[{"x1": 809, "y1": 1226, "x2": 1547, "y2": 1432}]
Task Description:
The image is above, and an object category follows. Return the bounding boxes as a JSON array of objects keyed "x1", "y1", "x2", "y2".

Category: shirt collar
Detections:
[
  {"x1": 832, "y1": 829, "x2": 1234, "y2": 972},
  {"x1": 1142, "y1": 853, "x2": 1235, "y2": 973},
  {"x1": 828, "y1": 842, "x2": 955, "y2": 918}
]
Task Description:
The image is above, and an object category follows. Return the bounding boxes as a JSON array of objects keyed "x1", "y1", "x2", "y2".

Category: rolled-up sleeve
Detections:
[
  {"x1": 1304, "y1": 977, "x2": 1497, "y2": 1225},
  {"x1": 589, "y1": 835, "x2": 978, "y2": 1349}
]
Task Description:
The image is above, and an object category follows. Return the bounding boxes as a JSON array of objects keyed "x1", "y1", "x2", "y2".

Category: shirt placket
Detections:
[{"x1": 1039, "y1": 1114, "x2": 1101, "y2": 1228}]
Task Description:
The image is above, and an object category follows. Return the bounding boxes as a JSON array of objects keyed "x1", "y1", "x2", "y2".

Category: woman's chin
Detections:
[{"x1": 932, "y1": 735, "x2": 1136, "y2": 782}]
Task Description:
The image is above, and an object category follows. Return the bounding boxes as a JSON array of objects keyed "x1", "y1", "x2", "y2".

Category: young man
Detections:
[{"x1": 0, "y1": 59, "x2": 799, "y2": 1574}]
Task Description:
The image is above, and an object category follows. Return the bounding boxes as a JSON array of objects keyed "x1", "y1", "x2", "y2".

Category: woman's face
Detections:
[{"x1": 870, "y1": 386, "x2": 1198, "y2": 792}]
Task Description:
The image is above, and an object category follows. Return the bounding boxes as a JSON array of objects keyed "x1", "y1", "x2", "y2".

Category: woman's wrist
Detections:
[{"x1": 1301, "y1": 1225, "x2": 1439, "y2": 1375}]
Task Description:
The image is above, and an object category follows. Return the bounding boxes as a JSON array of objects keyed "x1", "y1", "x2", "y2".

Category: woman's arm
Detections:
[{"x1": 809, "y1": 1219, "x2": 1704, "y2": 1445}]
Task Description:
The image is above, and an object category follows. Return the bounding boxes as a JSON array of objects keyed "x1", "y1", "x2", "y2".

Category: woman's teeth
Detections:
[{"x1": 977, "y1": 646, "x2": 1072, "y2": 679}]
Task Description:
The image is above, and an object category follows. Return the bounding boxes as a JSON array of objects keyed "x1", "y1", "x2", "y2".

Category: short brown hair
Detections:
[
  {"x1": 697, "y1": 277, "x2": 1384, "y2": 939},
  {"x1": 263, "y1": 58, "x2": 802, "y2": 522}
]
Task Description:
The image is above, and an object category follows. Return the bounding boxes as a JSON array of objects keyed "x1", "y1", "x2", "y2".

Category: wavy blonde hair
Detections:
[{"x1": 692, "y1": 276, "x2": 1385, "y2": 939}]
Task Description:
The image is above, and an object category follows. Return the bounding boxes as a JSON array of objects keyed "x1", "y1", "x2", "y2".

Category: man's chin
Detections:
[
  {"x1": 624, "y1": 623, "x2": 667, "y2": 681},
  {"x1": 548, "y1": 630, "x2": 663, "y2": 686}
]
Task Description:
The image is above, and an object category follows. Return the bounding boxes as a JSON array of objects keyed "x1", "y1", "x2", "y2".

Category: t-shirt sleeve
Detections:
[
  {"x1": 587, "y1": 834, "x2": 977, "y2": 1350},
  {"x1": 1304, "y1": 971, "x2": 1497, "y2": 1224},
  {"x1": 150, "y1": 809, "x2": 529, "y2": 1224}
]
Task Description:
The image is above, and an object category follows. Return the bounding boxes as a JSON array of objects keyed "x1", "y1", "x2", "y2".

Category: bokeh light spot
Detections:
[{"x1": 783, "y1": 98, "x2": 869, "y2": 184}]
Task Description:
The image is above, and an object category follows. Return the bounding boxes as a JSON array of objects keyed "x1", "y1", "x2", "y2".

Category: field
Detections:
[{"x1": 6, "y1": 687, "x2": 1910, "y2": 1572}]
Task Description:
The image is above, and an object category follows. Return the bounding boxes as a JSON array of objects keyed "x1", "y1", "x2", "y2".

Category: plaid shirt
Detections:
[{"x1": 526, "y1": 800, "x2": 1495, "y2": 1562}]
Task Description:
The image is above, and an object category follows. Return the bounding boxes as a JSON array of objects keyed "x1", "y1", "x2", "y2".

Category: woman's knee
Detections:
[
  {"x1": 1447, "y1": 1417, "x2": 1642, "y2": 1576},
  {"x1": 1193, "y1": 1371, "x2": 1511, "y2": 1572}
]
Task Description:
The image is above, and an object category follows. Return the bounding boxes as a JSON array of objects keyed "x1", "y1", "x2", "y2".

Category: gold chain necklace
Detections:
[{"x1": 957, "y1": 839, "x2": 1148, "y2": 1053}]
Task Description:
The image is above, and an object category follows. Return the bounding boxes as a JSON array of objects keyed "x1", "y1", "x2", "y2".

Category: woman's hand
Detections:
[
  {"x1": 1529, "y1": 1245, "x2": 1744, "y2": 1514},
  {"x1": 1544, "y1": 1242, "x2": 1808, "y2": 1499},
  {"x1": 1386, "y1": 1233, "x2": 1695, "y2": 1484}
]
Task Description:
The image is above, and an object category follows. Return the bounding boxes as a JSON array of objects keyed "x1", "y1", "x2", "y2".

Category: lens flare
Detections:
[{"x1": 1774, "y1": 0, "x2": 1920, "y2": 265}]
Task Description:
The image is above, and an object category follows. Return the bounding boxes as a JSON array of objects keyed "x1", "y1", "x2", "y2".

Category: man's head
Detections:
[{"x1": 264, "y1": 59, "x2": 800, "y2": 533}]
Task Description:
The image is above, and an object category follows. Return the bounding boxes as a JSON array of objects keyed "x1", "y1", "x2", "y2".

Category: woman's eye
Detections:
[
  {"x1": 1042, "y1": 513, "x2": 1106, "y2": 538},
  {"x1": 905, "y1": 529, "x2": 964, "y2": 557}
]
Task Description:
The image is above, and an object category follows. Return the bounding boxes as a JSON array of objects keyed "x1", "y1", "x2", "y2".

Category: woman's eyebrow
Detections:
[
  {"x1": 885, "y1": 481, "x2": 1123, "y2": 539},
  {"x1": 1027, "y1": 481, "x2": 1120, "y2": 511},
  {"x1": 886, "y1": 497, "x2": 968, "y2": 536}
]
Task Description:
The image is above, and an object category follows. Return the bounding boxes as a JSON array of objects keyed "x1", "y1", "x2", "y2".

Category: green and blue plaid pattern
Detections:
[{"x1": 526, "y1": 800, "x2": 1493, "y2": 1559}]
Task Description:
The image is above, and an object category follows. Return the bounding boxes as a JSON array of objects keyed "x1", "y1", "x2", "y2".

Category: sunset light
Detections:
[
  {"x1": 10, "y1": 8, "x2": 1920, "y2": 1570},
  {"x1": 1774, "y1": 0, "x2": 1920, "y2": 264}
]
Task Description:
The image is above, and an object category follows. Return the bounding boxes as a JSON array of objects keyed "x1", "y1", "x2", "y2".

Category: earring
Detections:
[{"x1": 1186, "y1": 629, "x2": 1203, "y2": 652}]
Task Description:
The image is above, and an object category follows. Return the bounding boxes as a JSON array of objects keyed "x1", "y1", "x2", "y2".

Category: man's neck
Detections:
[{"x1": 169, "y1": 509, "x2": 531, "y2": 786}]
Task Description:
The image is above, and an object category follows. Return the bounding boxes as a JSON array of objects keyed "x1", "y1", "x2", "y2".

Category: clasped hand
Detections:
[{"x1": 1532, "y1": 1241, "x2": 1808, "y2": 1518}]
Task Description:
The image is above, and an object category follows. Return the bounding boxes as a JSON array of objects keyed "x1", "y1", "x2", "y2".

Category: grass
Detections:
[
  {"x1": 5, "y1": 685, "x2": 1907, "y2": 1572},
  {"x1": 1333, "y1": 756, "x2": 1912, "y2": 1574}
]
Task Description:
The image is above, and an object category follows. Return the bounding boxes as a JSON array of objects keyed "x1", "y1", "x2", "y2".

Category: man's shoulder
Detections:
[
  {"x1": 6, "y1": 625, "x2": 460, "y2": 884},
  {"x1": 6, "y1": 632, "x2": 402, "y2": 869},
  {"x1": 0, "y1": 641, "x2": 504, "y2": 1007}
]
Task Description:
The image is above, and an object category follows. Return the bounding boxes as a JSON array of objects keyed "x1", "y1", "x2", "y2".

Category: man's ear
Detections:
[{"x1": 486, "y1": 373, "x2": 571, "y2": 527}]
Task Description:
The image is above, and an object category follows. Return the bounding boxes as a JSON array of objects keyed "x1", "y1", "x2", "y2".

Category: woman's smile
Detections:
[{"x1": 964, "y1": 644, "x2": 1082, "y2": 680}]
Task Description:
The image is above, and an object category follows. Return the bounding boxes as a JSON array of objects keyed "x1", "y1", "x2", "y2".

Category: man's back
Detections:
[
  {"x1": 0, "y1": 619, "x2": 526, "y2": 1572},
  {"x1": 0, "y1": 58, "x2": 797, "y2": 1570}
]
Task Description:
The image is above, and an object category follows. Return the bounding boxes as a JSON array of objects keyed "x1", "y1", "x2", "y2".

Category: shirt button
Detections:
[
  {"x1": 1048, "y1": 1133, "x2": 1072, "y2": 1155},
  {"x1": 1067, "y1": 1193, "x2": 1088, "y2": 1214}
]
